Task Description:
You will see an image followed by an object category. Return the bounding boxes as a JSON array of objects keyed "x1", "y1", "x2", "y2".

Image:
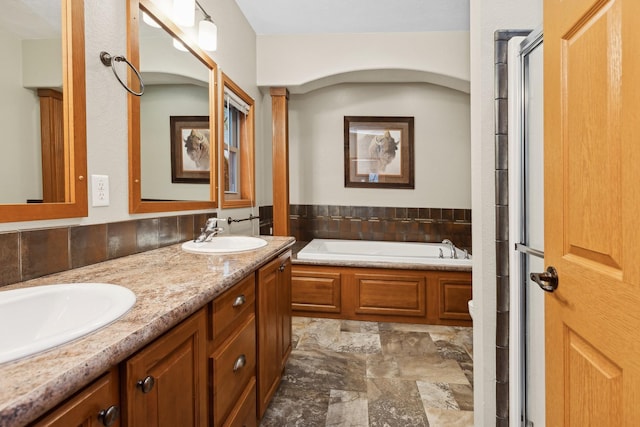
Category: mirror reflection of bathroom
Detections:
[
  {"x1": 138, "y1": 8, "x2": 211, "y2": 202},
  {"x1": 0, "y1": 1, "x2": 64, "y2": 204}
]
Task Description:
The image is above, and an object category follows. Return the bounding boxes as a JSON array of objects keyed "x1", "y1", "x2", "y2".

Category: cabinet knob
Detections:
[
  {"x1": 232, "y1": 294, "x2": 246, "y2": 307},
  {"x1": 136, "y1": 375, "x2": 155, "y2": 393},
  {"x1": 233, "y1": 354, "x2": 246, "y2": 372},
  {"x1": 97, "y1": 405, "x2": 120, "y2": 427},
  {"x1": 278, "y1": 263, "x2": 286, "y2": 272}
]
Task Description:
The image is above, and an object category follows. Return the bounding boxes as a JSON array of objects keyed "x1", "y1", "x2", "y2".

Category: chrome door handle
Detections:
[{"x1": 530, "y1": 266, "x2": 559, "y2": 292}]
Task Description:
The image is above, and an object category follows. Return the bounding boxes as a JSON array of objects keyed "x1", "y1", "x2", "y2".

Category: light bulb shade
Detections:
[
  {"x1": 172, "y1": 0, "x2": 195, "y2": 27},
  {"x1": 142, "y1": 12, "x2": 161, "y2": 28},
  {"x1": 198, "y1": 19, "x2": 217, "y2": 51},
  {"x1": 173, "y1": 38, "x2": 189, "y2": 51}
]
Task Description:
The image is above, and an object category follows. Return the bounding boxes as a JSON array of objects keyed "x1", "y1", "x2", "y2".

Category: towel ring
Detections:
[{"x1": 100, "y1": 51, "x2": 144, "y2": 96}]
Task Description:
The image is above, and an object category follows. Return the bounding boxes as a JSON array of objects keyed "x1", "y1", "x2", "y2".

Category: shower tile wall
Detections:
[{"x1": 288, "y1": 204, "x2": 472, "y2": 251}]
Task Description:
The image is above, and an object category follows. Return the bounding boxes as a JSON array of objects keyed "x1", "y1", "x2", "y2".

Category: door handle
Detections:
[{"x1": 530, "y1": 266, "x2": 559, "y2": 292}]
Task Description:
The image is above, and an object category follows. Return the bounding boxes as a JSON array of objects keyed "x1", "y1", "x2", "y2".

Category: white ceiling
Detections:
[{"x1": 233, "y1": 0, "x2": 470, "y2": 35}]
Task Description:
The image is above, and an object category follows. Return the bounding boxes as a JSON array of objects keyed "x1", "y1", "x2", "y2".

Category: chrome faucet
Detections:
[
  {"x1": 194, "y1": 218, "x2": 224, "y2": 242},
  {"x1": 442, "y1": 239, "x2": 457, "y2": 259}
]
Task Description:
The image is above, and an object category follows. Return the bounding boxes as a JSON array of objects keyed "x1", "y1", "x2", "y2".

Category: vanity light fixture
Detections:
[
  {"x1": 196, "y1": 1, "x2": 217, "y2": 51},
  {"x1": 143, "y1": 0, "x2": 217, "y2": 52}
]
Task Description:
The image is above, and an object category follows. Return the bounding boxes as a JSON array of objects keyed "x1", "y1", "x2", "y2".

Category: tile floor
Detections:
[{"x1": 260, "y1": 317, "x2": 474, "y2": 427}]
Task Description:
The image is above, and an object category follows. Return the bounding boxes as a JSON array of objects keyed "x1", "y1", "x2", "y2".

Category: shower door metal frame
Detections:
[{"x1": 512, "y1": 28, "x2": 544, "y2": 427}]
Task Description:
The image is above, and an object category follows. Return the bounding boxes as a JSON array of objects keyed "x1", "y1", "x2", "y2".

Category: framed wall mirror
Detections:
[
  {"x1": 0, "y1": 0, "x2": 87, "y2": 222},
  {"x1": 128, "y1": 0, "x2": 218, "y2": 214}
]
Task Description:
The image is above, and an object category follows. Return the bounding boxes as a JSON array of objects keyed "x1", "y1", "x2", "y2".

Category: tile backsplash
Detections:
[
  {"x1": 1, "y1": 205, "x2": 472, "y2": 288},
  {"x1": 287, "y1": 204, "x2": 471, "y2": 250},
  {"x1": 0, "y1": 213, "x2": 212, "y2": 288}
]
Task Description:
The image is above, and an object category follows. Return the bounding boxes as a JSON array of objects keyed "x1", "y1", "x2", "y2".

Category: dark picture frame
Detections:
[
  {"x1": 170, "y1": 116, "x2": 211, "y2": 183},
  {"x1": 344, "y1": 116, "x2": 415, "y2": 188}
]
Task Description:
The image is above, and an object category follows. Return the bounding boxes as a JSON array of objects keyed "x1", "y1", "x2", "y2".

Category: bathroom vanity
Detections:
[{"x1": 0, "y1": 236, "x2": 294, "y2": 427}]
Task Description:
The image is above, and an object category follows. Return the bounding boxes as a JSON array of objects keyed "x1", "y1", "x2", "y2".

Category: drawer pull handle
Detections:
[
  {"x1": 233, "y1": 354, "x2": 247, "y2": 372},
  {"x1": 136, "y1": 375, "x2": 155, "y2": 393},
  {"x1": 232, "y1": 295, "x2": 246, "y2": 307},
  {"x1": 98, "y1": 405, "x2": 120, "y2": 426}
]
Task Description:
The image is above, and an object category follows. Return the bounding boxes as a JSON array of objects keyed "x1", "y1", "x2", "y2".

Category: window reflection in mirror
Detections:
[
  {"x1": 0, "y1": 0, "x2": 87, "y2": 222},
  {"x1": 220, "y1": 73, "x2": 255, "y2": 209},
  {"x1": 129, "y1": 0, "x2": 217, "y2": 213}
]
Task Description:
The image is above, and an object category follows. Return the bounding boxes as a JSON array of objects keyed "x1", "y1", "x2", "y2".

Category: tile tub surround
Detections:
[
  {"x1": 0, "y1": 213, "x2": 213, "y2": 288},
  {"x1": 260, "y1": 317, "x2": 473, "y2": 427},
  {"x1": 289, "y1": 205, "x2": 472, "y2": 252},
  {"x1": 0, "y1": 236, "x2": 294, "y2": 426}
]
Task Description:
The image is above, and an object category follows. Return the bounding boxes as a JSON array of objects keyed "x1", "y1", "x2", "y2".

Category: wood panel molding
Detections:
[{"x1": 270, "y1": 87, "x2": 290, "y2": 236}]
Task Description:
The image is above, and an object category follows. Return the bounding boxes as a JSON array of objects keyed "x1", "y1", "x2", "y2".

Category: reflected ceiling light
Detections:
[
  {"x1": 142, "y1": 0, "x2": 172, "y2": 28},
  {"x1": 142, "y1": 12, "x2": 161, "y2": 28},
  {"x1": 173, "y1": 38, "x2": 189, "y2": 52},
  {"x1": 173, "y1": 0, "x2": 195, "y2": 27}
]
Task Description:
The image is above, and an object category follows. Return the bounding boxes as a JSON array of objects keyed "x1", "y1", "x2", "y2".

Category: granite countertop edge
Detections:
[{"x1": 0, "y1": 235, "x2": 295, "y2": 427}]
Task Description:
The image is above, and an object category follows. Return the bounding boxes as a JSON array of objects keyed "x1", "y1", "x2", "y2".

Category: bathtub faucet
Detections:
[
  {"x1": 194, "y1": 218, "x2": 224, "y2": 242},
  {"x1": 442, "y1": 239, "x2": 457, "y2": 259}
]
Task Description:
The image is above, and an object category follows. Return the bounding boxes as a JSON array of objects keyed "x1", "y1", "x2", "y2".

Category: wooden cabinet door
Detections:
[
  {"x1": 123, "y1": 309, "x2": 207, "y2": 427},
  {"x1": 33, "y1": 369, "x2": 120, "y2": 427},
  {"x1": 545, "y1": 0, "x2": 640, "y2": 424},
  {"x1": 256, "y1": 250, "x2": 292, "y2": 419}
]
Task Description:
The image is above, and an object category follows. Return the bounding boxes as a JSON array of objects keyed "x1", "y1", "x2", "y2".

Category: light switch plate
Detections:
[{"x1": 91, "y1": 175, "x2": 109, "y2": 207}]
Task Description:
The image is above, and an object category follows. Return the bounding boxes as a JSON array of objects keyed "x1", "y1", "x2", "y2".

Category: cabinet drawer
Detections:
[
  {"x1": 212, "y1": 275, "x2": 255, "y2": 342},
  {"x1": 292, "y1": 270, "x2": 341, "y2": 313},
  {"x1": 353, "y1": 273, "x2": 426, "y2": 317},
  {"x1": 211, "y1": 315, "x2": 256, "y2": 427},
  {"x1": 222, "y1": 378, "x2": 257, "y2": 427},
  {"x1": 438, "y1": 278, "x2": 472, "y2": 321}
]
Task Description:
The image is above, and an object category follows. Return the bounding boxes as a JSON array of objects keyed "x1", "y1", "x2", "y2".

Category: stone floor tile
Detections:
[
  {"x1": 325, "y1": 390, "x2": 369, "y2": 427},
  {"x1": 367, "y1": 378, "x2": 429, "y2": 427},
  {"x1": 425, "y1": 408, "x2": 474, "y2": 427},
  {"x1": 417, "y1": 381, "x2": 459, "y2": 410}
]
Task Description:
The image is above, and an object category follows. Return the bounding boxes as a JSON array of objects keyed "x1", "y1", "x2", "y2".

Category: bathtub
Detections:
[{"x1": 296, "y1": 239, "x2": 472, "y2": 268}]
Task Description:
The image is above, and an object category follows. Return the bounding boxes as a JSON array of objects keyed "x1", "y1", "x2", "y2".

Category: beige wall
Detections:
[
  {"x1": 257, "y1": 32, "x2": 470, "y2": 94},
  {"x1": 289, "y1": 82, "x2": 470, "y2": 208},
  {"x1": 470, "y1": 1, "x2": 542, "y2": 426}
]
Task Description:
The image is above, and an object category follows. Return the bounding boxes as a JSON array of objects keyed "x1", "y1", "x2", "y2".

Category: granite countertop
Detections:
[{"x1": 0, "y1": 235, "x2": 295, "y2": 427}]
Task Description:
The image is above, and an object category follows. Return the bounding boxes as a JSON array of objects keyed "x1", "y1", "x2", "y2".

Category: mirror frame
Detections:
[
  {"x1": 0, "y1": 0, "x2": 87, "y2": 223},
  {"x1": 128, "y1": 0, "x2": 218, "y2": 214}
]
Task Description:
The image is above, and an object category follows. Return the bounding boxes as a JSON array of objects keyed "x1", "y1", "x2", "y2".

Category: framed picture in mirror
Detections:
[
  {"x1": 170, "y1": 116, "x2": 211, "y2": 183},
  {"x1": 344, "y1": 116, "x2": 415, "y2": 189}
]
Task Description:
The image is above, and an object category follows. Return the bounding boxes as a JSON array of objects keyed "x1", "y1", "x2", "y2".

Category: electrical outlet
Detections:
[{"x1": 91, "y1": 175, "x2": 110, "y2": 207}]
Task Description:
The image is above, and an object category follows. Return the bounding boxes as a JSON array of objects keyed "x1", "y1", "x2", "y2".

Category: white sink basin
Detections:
[
  {"x1": 0, "y1": 283, "x2": 136, "y2": 364},
  {"x1": 182, "y1": 236, "x2": 268, "y2": 254}
]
